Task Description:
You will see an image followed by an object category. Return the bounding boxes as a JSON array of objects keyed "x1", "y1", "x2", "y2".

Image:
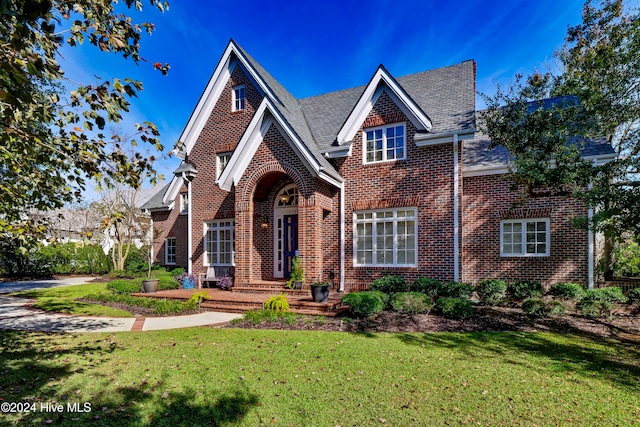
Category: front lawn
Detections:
[
  {"x1": 1, "y1": 328, "x2": 638, "y2": 426},
  {"x1": 10, "y1": 283, "x2": 133, "y2": 317}
]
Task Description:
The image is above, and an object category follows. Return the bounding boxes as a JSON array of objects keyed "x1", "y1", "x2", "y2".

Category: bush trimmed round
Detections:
[
  {"x1": 435, "y1": 297, "x2": 473, "y2": 319},
  {"x1": 547, "y1": 301, "x2": 566, "y2": 316},
  {"x1": 390, "y1": 292, "x2": 433, "y2": 314},
  {"x1": 476, "y1": 279, "x2": 507, "y2": 305},
  {"x1": 342, "y1": 291, "x2": 388, "y2": 318},
  {"x1": 521, "y1": 298, "x2": 548, "y2": 317},
  {"x1": 508, "y1": 280, "x2": 543, "y2": 300},
  {"x1": 106, "y1": 279, "x2": 142, "y2": 294},
  {"x1": 438, "y1": 281, "x2": 473, "y2": 299},
  {"x1": 369, "y1": 276, "x2": 408, "y2": 295},
  {"x1": 627, "y1": 288, "x2": 640, "y2": 303},
  {"x1": 582, "y1": 287, "x2": 627, "y2": 303},
  {"x1": 577, "y1": 299, "x2": 614, "y2": 318},
  {"x1": 549, "y1": 283, "x2": 586, "y2": 301},
  {"x1": 411, "y1": 278, "x2": 442, "y2": 298}
]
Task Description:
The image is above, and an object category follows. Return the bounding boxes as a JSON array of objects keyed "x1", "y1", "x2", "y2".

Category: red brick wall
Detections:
[
  {"x1": 462, "y1": 174, "x2": 589, "y2": 287},
  {"x1": 336, "y1": 90, "x2": 460, "y2": 288},
  {"x1": 151, "y1": 184, "x2": 188, "y2": 268},
  {"x1": 188, "y1": 65, "x2": 264, "y2": 276}
]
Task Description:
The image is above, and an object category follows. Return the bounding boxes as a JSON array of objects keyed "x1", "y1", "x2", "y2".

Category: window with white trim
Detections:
[
  {"x1": 165, "y1": 238, "x2": 176, "y2": 265},
  {"x1": 354, "y1": 208, "x2": 417, "y2": 266},
  {"x1": 501, "y1": 218, "x2": 550, "y2": 256},
  {"x1": 364, "y1": 123, "x2": 405, "y2": 163},
  {"x1": 205, "y1": 220, "x2": 234, "y2": 265},
  {"x1": 232, "y1": 85, "x2": 245, "y2": 111},
  {"x1": 179, "y1": 192, "x2": 188, "y2": 214},
  {"x1": 217, "y1": 152, "x2": 232, "y2": 180}
]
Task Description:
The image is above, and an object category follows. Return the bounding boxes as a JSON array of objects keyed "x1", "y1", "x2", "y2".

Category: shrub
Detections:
[
  {"x1": 438, "y1": 281, "x2": 473, "y2": 299},
  {"x1": 582, "y1": 287, "x2": 627, "y2": 303},
  {"x1": 476, "y1": 279, "x2": 507, "y2": 305},
  {"x1": 613, "y1": 240, "x2": 640, "y2": 277},
  {"x1": 508, "y1": 280, "x2": 543, "y2": 300},
  {"x1": 435, "y1": 297, "x2": 473, "y2": 319},
  {"x1": 238, "y1": 309, "x2": 298, "y2": 325},
  {"x1": 390, "y1": 292, "x2": 433, "y2": 314},
  {"x1": 549, "y1": 283, "x2": 586, "y2": 301},
  {"x1": 411, "y1": 278, "x2": 442, "y2": 298},
  {"x1": 218, "y1": 276, "x2": 233, "y2": 290},
  {"x1": 577, "y1": 299, "x2": 614, "y2": 318},
  {"x1": 123, "y1": 245, "x2": 148, "y2": 273},
  {"x1": 369, "y1": 276, "x2": 408, "y2": 295},
  {"x1": 521, "y1": 298, "x2": 549, "y2": 317},
  {"x1": 106, "y1": 279, "x2": 141, "y2": 294},
  {"x1": 264, "y1": 294, "x2": 289, "y2": 312},
  {"x1": 183, "y1": 291, "x2": 209, "y2": 311},
  {"x1": 342, "y1": 291, "x2": 388, "y2": 318},
  {"x1": 627, "y1": 288, "x2": 640, "y2": 303},
  {"x1": 547, "y1": 301, "x2": 566, "y2": 316}
]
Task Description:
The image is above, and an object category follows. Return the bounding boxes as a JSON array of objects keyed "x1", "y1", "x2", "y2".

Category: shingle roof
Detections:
[
  {"x1": 298, "y1": 61, "x2": 476, "y2": 151},
  {"x1": 140, "y1": 184, "x2": 171, "y2": 211}
]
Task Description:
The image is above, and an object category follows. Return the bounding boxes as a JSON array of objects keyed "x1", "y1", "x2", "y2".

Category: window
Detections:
[
  {"x1": 217, "y1": 152, "x2": 232, "y2": 180},
  {"x1": 364, "y1": 123, "x2": 405, "y2": 163},
  {"x1": 232, "y1": 85, "x2": 245, "y2": 111},
  {"x1": 354, "y1": 208, "x2": 417, "y2": 266},
  {"x1": 180, "y1": 192, "x2": 188, "y2": 214},
  {"x1": 501, "y1": 218, "x2": 550, "y2": 256},
  {"x1": 205, "y1": 220, "x2": 234, "y2": 265},
  {"x1": 165, "y1": 238, "x2": 176, "y2": 265}
]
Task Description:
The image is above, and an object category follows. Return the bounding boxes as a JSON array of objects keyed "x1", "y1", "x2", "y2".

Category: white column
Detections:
[
  {"x1": 187, "y1": 178, "x2": 193, "y2": 274},
  {"x1": 339, "y1": 182, "x2": 345, "y2": 292}
]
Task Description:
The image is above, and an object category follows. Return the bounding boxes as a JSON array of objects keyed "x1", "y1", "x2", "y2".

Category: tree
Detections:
[
  {"x1": 480, "y1": 0, "x2": 640, "y2": 278},
  {"x1": 0, "y1": 0, "x2": 169, "y2": 250}
]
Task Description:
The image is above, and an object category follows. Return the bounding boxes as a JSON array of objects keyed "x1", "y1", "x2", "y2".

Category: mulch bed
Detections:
[{"x1": 227, "y1": 305, "x2": 640, "y2": 343}]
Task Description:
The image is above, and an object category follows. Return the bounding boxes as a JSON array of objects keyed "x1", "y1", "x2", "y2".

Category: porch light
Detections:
[
  {"x1": 260, "y1": 216, "x2": 270, "y2": 229},
  {"x1": 279, "y1": 194, "x2": 290, "y2": 204}
]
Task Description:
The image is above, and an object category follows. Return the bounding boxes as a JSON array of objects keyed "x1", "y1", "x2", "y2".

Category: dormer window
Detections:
[
  {"x1": 217, "y1": 152, "x2": 232, "y2": 180},
  {"x1": 232, "y1": 84, "x2": 245, "y2": 111},
  {"x1": 364, "y1": 123, "x2": 405, "y2": 163}
]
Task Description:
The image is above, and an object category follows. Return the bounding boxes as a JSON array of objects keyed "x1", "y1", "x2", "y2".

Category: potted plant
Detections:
[
  {"x1": 310, "y1": 281, "x2": 330, "y2": 303},
  {"x1": 218, "y1": 275, "x2": 233, "y2": 290},
  {"x1": 286, "y1": 256, "x2": 304, "y2": 290},
  {"x1": 175, "y1": 272, "x2": 198, "y2": 289}
]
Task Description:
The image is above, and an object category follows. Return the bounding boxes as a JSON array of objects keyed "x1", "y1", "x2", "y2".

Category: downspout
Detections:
[
  {"x1": 187, "y1": 178, "x2": 193, "y2": 274},
  {"x1": 588, "y1": 163, "x2": 595, "y2": 289},
  {"x1": 339, "y1": 182, "x2": 345, "y2": 292},
  {"x1": 453, "y1": 134, "x2": 460, "y2": 282}
]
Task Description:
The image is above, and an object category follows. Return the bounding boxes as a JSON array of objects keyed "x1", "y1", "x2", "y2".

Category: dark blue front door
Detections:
[{"x1": 283, "y1": 214, "x2": 298, "y2": 279}]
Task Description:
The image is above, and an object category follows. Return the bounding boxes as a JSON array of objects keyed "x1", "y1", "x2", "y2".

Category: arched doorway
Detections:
[{"x1": 273, "y1": 184, "x2": 298, "y2": 278}]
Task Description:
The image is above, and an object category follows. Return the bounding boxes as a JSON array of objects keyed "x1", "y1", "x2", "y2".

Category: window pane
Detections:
[
  {"x1": 387, "y1": 127, "x2": 394, "y2": 137},
  {"x1": 396, "y1": 126, "x2": 404, "y2": 136},
  {"x1": 537, "y1": 221, "x2": 546, "y2": 232},
  {"x1": 513, "y1": 223, "x2": 522, "y2": 232},
  {"x1": 526, "y1": 243, "x2": 536, "y2": 253},
  {"x1": 375, "y1": 129, "x2": 383, "y2": 139},
  {"x1": 503, "y1": 223, "x2": 512, "y2": 233},
  {"x1": 366, "y1": 131, "x2": 374, "y2": 141},
  {"x1": 537, "y1": 244, "x2": 546, "y2": 253},
  {"x1": 527, "y1": 223, "x2": 535, "y2": 232}
]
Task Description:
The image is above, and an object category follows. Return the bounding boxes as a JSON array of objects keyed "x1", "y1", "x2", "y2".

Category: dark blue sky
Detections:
[{"x1": 59, "y1": 0, "x2": 586, "y2": 196}]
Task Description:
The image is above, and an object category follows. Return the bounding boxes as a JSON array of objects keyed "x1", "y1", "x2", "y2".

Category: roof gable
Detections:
[{"x1": 334, "y1": 66, "x2": 432, "y2": 145}]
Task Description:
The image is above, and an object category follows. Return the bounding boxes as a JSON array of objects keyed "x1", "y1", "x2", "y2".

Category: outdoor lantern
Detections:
[
  {"x1": 260, "y1": 216, "x2": 270, "y2": 229},
  {"x1": 279, "y1": 194, "x2": 290, "y2": 204}
]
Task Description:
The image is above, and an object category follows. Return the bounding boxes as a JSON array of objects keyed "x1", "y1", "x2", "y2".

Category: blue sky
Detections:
[{"x1": 59, "y1": 0, "x2": 587, "y2": 199}]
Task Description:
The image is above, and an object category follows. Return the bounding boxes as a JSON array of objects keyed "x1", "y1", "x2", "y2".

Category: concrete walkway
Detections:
[{"x1": 0, "y1": 277, "x2": 242, "y2": 333}]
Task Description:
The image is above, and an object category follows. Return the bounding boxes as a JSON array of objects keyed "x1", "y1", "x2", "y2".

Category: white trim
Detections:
[
  {"x1": 362, "y1": 122, "x2": 407, "y2": 164},
  {"x1": 588, "y1": 159, "x2": 596, "y2": 289},
  {"x1": 163, "y1": 172, "x2": 183, "y2": 205},
  {"x1": 336, "y1": 66, "x2": 431, "y2": 145},
  {"x1": 462, "y1": 166, "x2": 510, "y2": 177},
  {"x1": 415, "y1": 129, "x2": 476, "y2": 146},
  {"x1": 176, "y1": 40, "x2": 277, "y2": 159},
  {"x1": 353, "y1": 207, "x2": 418, "y2": 267},
  {"x1": 500, "y1": 218, "x2": 550, "y2": 257},
  {"x1": 232, "y1": 84, "x2": 246, "y2": 112},
  {"x1": 203, "y1": 219, "x2": 235, "y2": 266},
  {"x1": 273, "y1": 184, "x2": 298, "y2": 278},
  {"x1": 165, "y1": 237, "x2": 176, "y2": 265},
  {"x1": 218, "y1": 97, "x2": 342, "y2": 192},
  {"x1": 453, "y1": 134, "x2": 460, "y2": 282}
]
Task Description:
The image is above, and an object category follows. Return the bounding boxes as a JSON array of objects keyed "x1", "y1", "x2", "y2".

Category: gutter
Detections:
[
  {"x1": 339, "y1": 182, "x2": 345, "y2": 292},
  {"x1": 453, "y1": 134, "x2": 460, "y2": 282}
]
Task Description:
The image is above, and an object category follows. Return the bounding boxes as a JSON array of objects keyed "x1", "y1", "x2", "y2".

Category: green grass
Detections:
[
  {"x1": 10, "y1": 283, "x2": 133, "y2": 317},
  {"x1": 0, "y1": 329, "x2": 638, "y2": 426}
]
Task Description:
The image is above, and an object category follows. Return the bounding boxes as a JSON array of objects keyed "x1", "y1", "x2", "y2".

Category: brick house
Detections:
[{"x1": 142, "y1": 39, "x2": 615, "y2": 291}]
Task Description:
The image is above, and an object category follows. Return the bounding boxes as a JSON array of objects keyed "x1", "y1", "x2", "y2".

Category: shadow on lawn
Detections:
[
  {"x1": 0, "y1": 330, "x2": 260, "y2": 426},
  {"x1": 395, "y1": 331, "x2": 640, "y2": 394}
]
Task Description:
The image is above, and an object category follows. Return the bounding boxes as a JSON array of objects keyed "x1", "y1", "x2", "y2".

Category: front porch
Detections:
[{"x1": 132, "y1": 285, "x2": 345, "y2": 316}]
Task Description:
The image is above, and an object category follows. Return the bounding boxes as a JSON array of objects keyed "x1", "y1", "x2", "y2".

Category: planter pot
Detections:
[
  {"x1": 294, "y1": 280, "x2": 303, "y2": 290},
  {"x1": 310, "y1": 284, "x2": 330, "y2": 303},
  {"x1": 142, "y1": 279, "x2": 159, "y2": 293},
  {"x1": 182, "y1": 277, "x2": 195, "y2": 289}
]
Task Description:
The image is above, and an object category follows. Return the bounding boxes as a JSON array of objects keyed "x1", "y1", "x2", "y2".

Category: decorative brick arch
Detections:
[{"x1": 240, "y1": 160, "x2": 311, "y2": 203}]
